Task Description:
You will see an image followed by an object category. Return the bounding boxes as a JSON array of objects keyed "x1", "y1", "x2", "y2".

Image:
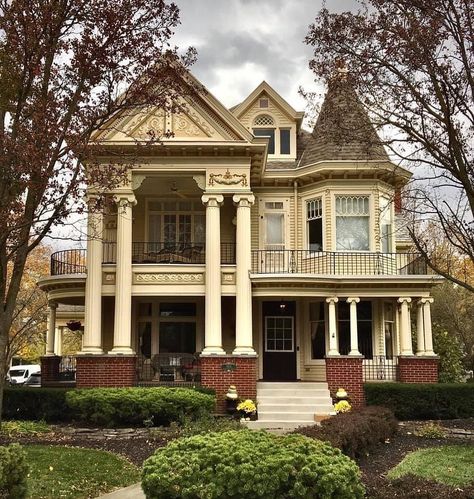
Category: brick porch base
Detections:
[
  {"x1": 75, "y1": 355, "x2": 137, "y2": 388},
  {"x1": 200, "y1": 355, "x2": 257, "y2": 413},
  {"x1": 398, "y1": 356, "x2": 439, "y2": 383},
  {"x1": 40, "y1": 356, "x2": 61, "y2": 385},
  {"x1": 325, "y1": 356, "x2": 364, "y2": 409}
]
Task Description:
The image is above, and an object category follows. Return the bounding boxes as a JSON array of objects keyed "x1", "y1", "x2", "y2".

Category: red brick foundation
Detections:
[
  {"x1": 398, "y1": 356, "x2": 439, "y2": 383},
  {"x1": 200, "y1": 355, "x2": 257, "y2": 413},
  {"x1": 75, "y1": 355, "x2": 137, "y2": 388},
  {"x1": 40, "y1": 356, "x2": 61, "y2": 385},
  {"x1": 326, "y1": 356, "x2": 364, "y2": 409}
]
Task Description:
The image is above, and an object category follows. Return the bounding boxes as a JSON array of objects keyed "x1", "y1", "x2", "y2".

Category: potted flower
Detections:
[
  {"x1": 334, "y1": 399, "x2": 352, "y2": 414},
  {"x1": 236, "y1": 399, "x2": 257, "y2": 421}
]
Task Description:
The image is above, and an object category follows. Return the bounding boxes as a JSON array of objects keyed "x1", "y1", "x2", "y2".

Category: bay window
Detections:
[
  {"x1": 380, "y1": 196, "x2": 393, "y2": 253},
  {"x1": 306, "y1": 197, "x2": 323, "y2": 252},
  {"x1": 335, "y1": 195, "x2": 370, "y2": 251}
]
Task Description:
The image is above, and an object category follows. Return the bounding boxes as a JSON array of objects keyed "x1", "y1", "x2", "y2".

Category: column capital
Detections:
[
  {"x1": 113, "y1": 192, "x2": 136, "y2": 207},
  {"x1": 397, "y1": 297, "x2": 412, "y2": 304},
  {"x1": 48, "y1": 301, "x2": 58, "y2": 310},
  {"x1": 420, "y1": 297, "x2": 434, "y2": 304},
  {"x1": 346, "y1": 297, "x2": 360, "y2": 304},
  {"x1": 326, "y1": 297, "x2": 339, "y2": 304},
  {"x1": 233, "y1": 193, "x2": 255, "y2": 207},
  {"x1": 202, "y1": 193, "x2": 224, "y2": 207}
]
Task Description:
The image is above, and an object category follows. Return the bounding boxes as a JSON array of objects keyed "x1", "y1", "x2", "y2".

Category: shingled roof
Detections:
[{"x1": 298, "y1": 77, "x2": 389, "y2": 167}]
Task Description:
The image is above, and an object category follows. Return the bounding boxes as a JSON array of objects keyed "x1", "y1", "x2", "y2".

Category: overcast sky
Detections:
[{"x1": 172, "y1": 0, "x2": 358, "y2": 111}]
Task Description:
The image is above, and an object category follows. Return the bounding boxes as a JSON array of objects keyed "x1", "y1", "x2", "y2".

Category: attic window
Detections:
[
  {"x1": 259, "y1": 98, "x2": 269, "y2": 108},
  {"x1": 254, "y1": 114, "x2": 274, "y2": 126}
]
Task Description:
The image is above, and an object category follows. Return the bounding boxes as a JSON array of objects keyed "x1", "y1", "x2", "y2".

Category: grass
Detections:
[
  {"x1": 25, "y1": 445, "x2": 140, "y2": 498},
  {"x1": 0, "y1": 420, "x2": 51, "y2": 437},
  {"x1": 388, "y1": 445, "x2": 474, "y2": 487}
]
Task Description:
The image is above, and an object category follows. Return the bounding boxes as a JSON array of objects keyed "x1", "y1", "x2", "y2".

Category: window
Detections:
[
  {"x1": 160, "y1": 303, "x2": 196, "y2": 317},
  {"x1": 337, "y1": 301, "x2": 373, "y2": 358},
  {"x1": 265, "y1": 317, "x2": 294, "y2": 351},
  {"x1": 383, "y1": 302, "x2": 395, "y2": 359},
  {"x1": 254, "y1": 114, "x2": 274, "y2": 126},
  {"x1": 253, "y1": 128, "x2": 275, "y2": 154},
  {"x1": 160, "y1": 323, "x2": 196, "y2": 353},
  {"x1": 259, "y1": 98, "x2": 269, "y2": 108},
  {"x1": 306, "y1": 198, "x2": 323, "y2": 252},
  {"x1": 310, "y1": 302, "x2": 326, "y2": 359},
  {"x1": 280, "y1": 129, "x2": 290, "y2": 154},
  {"x1": 138, "y1": 322, "x2": 152, "y2": 358},
  {"x1": 335, "y1": 196, "x2": 370, "y2": 251},
  {"x1": 380, "y1": 196, "x2": 393, "y2": 253}
]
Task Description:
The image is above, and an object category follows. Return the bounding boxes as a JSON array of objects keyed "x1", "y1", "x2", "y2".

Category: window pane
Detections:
[
  {"x1": 149, "y1": 214, "x2": 161, "y2": 242},
  {"x1": 311, "y1": 321, "x2": 326, "y2": 359},
  {"x1": 178, "y1": 215, "x2": 191, "y2": 244},
  {"x1": 253, "y1": 128, "x2": 275, "y2": 154},
  {"x1": 193, "y1": 214, "x2": 205, "y2": 245},
  {"x1": 138, "y1": 303, "x2": 152, "y2": 316},
  {"x1": 358, "y1": 321, "x2": 373, "y2": 359},
  {"x1": 308, "y1": 218, "x2": 323, "y2": 251},
  {"x1": 160, "y1": 303, "x2": 196, "y2": 317},
  {"x1": 159, "y1": 322, "x2": 196, "y2": 353},
  {"x1": 336, "y1": 216, "x2": 369, "y2": 250},
  {"x1": 338, "y1": 321, "x2": 350, "y2": 355},
  {"x1": 266, "y1": 213, "x2": 284, "y2": 246},
  {"x1": 280, "y1": 129, "x2": 290, "y2": 154}
]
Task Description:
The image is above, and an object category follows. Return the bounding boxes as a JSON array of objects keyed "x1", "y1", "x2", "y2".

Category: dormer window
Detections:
[{"x1": 253, "y1": 114, "x2": 275, "y2": 154}]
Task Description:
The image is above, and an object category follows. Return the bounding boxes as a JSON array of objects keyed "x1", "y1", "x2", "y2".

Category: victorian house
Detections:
[{"x1": 39, "y1": 68, "x2": 440, "y2": 426}]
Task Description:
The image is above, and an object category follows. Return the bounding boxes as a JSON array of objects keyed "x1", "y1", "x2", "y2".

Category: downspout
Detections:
[{"x1": 293, "y1": 180, "x2": 298, "y2": 250}]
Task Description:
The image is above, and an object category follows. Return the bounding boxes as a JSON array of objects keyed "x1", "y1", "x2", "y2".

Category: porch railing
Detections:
[
  {"x1": 363, "y1": 356, "x2": 399, "y2": 381},
  {"x1": 251, "y1": 250, "x2": 428, "y2": 276},
  {"x1": 51, "y1": 250, "x2": 87, "y2": 276},
  {"x1": 136, "y1": 353, "x2": 201, "y2": 384}
]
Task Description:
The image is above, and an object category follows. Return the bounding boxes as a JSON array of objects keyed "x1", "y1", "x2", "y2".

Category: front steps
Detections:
[{"x1": 245, "y1": 381, "x2": 334, "y2": 431}]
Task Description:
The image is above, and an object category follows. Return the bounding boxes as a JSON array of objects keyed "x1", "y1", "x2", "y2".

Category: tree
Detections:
[
  {"x1": 305, "y1": 0, "x2": 474, "y2": 292},
  {"x1": 0, "y1": 0, "x2": 196, "y2": 423}
]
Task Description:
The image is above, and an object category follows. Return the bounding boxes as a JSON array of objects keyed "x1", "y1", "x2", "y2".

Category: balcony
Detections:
[
  {"x1": 50, "y1": 242, "x2": 236, "y2": 276},
  {"x1": 251, "y1": 250, "x2": 428, "y2": 276}
]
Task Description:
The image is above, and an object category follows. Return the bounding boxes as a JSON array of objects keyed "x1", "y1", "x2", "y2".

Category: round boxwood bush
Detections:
[{"x1": 142, "y1": 430, "x2": 364, "y2": 498}]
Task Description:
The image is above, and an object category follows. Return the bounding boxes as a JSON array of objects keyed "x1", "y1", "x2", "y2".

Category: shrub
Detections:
[
  {"x1": 414, "y1": 422, "x2": 446, "y2": 439},
  {"x1": 66, "y1": 387, "x2": 215, "y2": 426},
  {"x1": 3, "y1": 387, "x2": 70, "y2": 421},
  {"x1": 365, "y1": 383, "x2": 474, "y2": 420},
  {"x1": 294, "y1": 406, "x2": 398, "y2": 458},
  {"x1": 0, "y1": 444, "x2": 28, "y2": 498},
  {"x1": 0, "y1": 420, "x2": 51, "y2": 437},
  {"x1": 142, "y1": 430, "x2": 365, "y2": 498}
]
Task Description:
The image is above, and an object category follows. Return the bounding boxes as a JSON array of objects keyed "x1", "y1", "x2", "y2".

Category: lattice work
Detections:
[
  {"x1": 307, "y1": 198, "x2": 322, "y2": 220},
  {"x1": 335, "y1": 195, "x2": 369, "y2": 216},
  {"x1": 253, "y1": 114, "x2": 275, "y2": 126}
]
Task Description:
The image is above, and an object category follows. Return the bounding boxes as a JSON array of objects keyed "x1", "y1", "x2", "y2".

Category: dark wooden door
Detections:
[{"x1": 262, "y1": 301, "x2": 297, "y2": 381}]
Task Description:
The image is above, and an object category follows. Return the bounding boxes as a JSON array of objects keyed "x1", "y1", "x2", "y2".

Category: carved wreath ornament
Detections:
[{"x1": 208, "y1": 169, "x2": 248, "y2": 187}]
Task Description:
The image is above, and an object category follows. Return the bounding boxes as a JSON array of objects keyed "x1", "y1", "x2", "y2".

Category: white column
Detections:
[
  {"x1": 416, "y1": 300, "x2": 425, "y2": 355},
  {"x1": 111, "y1": 193, "x2": 136, "y2": 354},
  {"x1": 46, "y1": 302, "x2": 58, "y2": 356},
  {"x1": 326, "y1": 297, "x2": 339, "y2": 355},
  {"x1": 54, "y1": 326, "x2": 63, "y2": 356},
  {"x1": 201, "y1": 193, "x2": 225, "y2": 355},
  {"x1": 422, "y1": 297, "x2": 435, "y2": 356},
  {"x1": 398, "y1": 297, "x2": 413, "y2": 355},
  {"x1": 233, "y1": 193, "x2": 256, "y2": 355},
  {"x1": 347, "y1": 297, "x2": 361, "y2": 356},
  {"x1": 81, "y1": 201, "x2": 104, "y2": 354}
]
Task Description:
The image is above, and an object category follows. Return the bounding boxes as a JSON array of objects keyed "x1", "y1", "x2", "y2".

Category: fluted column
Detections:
[
  {"x1": 326, "y1": 297, "x2": 339, "y2": 355},
  {"x1": 111, "y1": 193, "x2": 136, "y2": 354},
  {"x1": 422, "y1": 297, "x2": 435, "y2": 355},
  {"x1": 233, "y1": 193, "x2": 256, "y2": 355},
  {"x1": 201, "y1": 193, "x2": 225, "y2": 355},
  {"x1": 416, "y1": 300, "x2": 425, "y2": 355},
  {"x1": 347, "y1": 297, "x2": 361, "y2": 356},
  {"x1": 46, "y1": 302, "x2": 58, "y2": 356},
  {"x1": 398, "y1": 297, "x2": 413, "y2": 356},
  {"x1": 82, "y1": 200, "x2": 104, "y2": 354}
]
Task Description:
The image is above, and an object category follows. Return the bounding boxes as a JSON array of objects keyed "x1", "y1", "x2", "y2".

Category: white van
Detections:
[{"x1": 7, "y1": 365, "x2": 41, "y2": 385}]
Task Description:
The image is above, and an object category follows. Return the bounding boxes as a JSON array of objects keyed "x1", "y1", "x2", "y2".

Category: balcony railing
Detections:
[
  {"x1": 251, "y1": 250, "x2": 428, "y2": 276},
  {"x1": 51, "y1": 242, "x2": 236, "y2": 275}
]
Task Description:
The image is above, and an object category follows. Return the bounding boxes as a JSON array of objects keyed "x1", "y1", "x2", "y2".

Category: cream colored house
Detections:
[{"x1": 39, "y1": 69, "x2": 440, "y2": 419}]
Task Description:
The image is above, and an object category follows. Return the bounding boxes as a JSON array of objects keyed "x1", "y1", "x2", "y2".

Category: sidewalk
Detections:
[{"x1": 97, "y1": 483, "x2": 145, "y2": 498}]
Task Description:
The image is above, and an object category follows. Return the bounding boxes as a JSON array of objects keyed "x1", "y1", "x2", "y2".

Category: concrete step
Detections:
[
  {"x1": 244, "y1": 420, "x2": 317, "y2": 430},
  {"x1": 257, "y1": 382, "x2": 328, "y2": 389},
  {"x1": 257, "y1": 412, "x2": 317, "y2": 422},
  {"x1": 257, "y1": 396, "x2": 332, "y2": 405},
  {"x1": 256, "y1": 389, "x2": 330, "y2": 398},
  {"x1": 258, "y1": 404, "x2": 333, "y2": 413}
]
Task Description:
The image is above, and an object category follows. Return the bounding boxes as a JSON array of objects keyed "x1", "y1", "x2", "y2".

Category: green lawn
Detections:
[
  {"x1": 25, "y1": 445, "x2": 140, "y2": 498},
  {"x1": 388, "y1": 445, "x2": 474, "y2": 487}
]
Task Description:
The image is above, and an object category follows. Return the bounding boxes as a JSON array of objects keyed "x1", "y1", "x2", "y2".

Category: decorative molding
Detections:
[
  {"x1": 193, "y1": 175, "x2": 206, "y2": 191},
  {"x1": 103, "y1": 273, "x2": 115, "y2": 285},
  {"x1": 132, "y1": 173, "x2": 146, "y2": 190},
  {"x1": 209, "y1": 169, "x2": 248, "y2": 187},
  {"x1": 134, "y1": 273, "x2": 204, "y2": 284},
  {"x1": 221, "y1": 272, "x2": 236, "y2": 285}
]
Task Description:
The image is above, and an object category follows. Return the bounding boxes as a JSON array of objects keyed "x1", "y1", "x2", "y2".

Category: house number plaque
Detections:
[{"x1": 221, "y1": 363, "x2": 237, "y2": 372}]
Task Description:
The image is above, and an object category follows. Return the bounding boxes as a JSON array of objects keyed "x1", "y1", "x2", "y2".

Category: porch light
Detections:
[{"x1": 279, "y1": 302, "x2": 286, "y2": 311}]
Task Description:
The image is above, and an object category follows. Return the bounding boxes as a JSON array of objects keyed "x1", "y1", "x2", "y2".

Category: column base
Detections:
[
  {"x1": 232, "y1": 347, "x2": 257, "y2": 356},
  {"x1": 109, "y1": 347, "x2": 135, "y2": 355},
  {"x1": 200, "y1": 347, "x2": 226, "y2": 356},
  {"x1": 78, "y1": 347, "x2": 104, "y2": 355},
  {"x1": 325, "y1": 356, "x2": 364, "y2": 409},
  {"x1": 76, "y1": 355, "x2": 137, "y2": 388},
  {"x1": 398, "y1": 356, "x2": 439, "y2": 383},
  {"x1": 348, "y1": 350, "x2": 362, "y2": 357},
  {"x1": 200, "y1": 355, "x2": 258, "y2": 413}
]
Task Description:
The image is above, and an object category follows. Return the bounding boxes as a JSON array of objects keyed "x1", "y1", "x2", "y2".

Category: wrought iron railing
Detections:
[
  {"x1": 251, "y1": 250, "x2": 428, "y2": 276},
  {"x1": 363, "y1": 356, "x2": 399, "y2": 381},
  {"x1": 137, "y1": 353, "x2": 201, "y2": 384},
  {"x1": 58, "y1": 355, "x2": 76, "y2": 381},
  {"x1": 51, "y1": 249, "x2": 87, "y2": 275}
]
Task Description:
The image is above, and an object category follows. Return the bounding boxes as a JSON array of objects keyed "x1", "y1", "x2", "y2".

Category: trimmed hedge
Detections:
[
  {"x1": 294, "y1": 406, "x2": 398, "y2": 458},
  {"x1": 3, "y1": 387, "x2": 215, "y2": 426},
  {"x1": 0, "y1": 444, "x2": 28, "y2": 498},
  {"x1": 65, "y1": 387, "x2": 215, "y2": 426},
  {"x1": 142, "y1": 430, "x2": 365, "y2": 498},
  {"x1": 365, "y1": 383, "x2": 474, "y2": 420},
  {"x1": 3, "y1": 387, "x2": 70, "y2": 421}
]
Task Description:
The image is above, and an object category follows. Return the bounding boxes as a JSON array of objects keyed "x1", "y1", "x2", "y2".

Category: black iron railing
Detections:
[
  {"x1": 251, "y1": 250, "x2": 428, "y2": 276},
  {"x1": 363, "y1": 356, "x2": 399, "y2": 381},
  {"x1": 51, "y1": 249, "x2": 87, "y2": 275},
  {"x1": 58, "y1": 355, "x2": 76, "y2": 381},
  {"x1": 137, "y1": 353, "x2": 201, "y2": 384}
]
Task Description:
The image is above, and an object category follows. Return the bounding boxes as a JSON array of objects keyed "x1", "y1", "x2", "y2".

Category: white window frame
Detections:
[
  {"x1": 259, "y1": 198, "x2": 289, "y2": 250},
  {"x1": 264, "y1": 316, "x2": 294, "y2": 352},
  {"x1": 306, "y1": 197, "x2": 324, "y2": 253},
  {"x1": 333, "y1": 194, "x2": 371, "y2": 252}
]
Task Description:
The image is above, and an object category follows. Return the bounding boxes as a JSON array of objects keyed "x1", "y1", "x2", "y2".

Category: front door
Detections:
[{"x1": 262, "y1": 301, "x2": 297, "y2": 380}]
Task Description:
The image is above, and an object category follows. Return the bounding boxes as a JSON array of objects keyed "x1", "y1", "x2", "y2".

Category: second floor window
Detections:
[
  {"x1": 253, "y1": 114, "x2": 275, "y2": 154},
  {"x1": 335, "y1": 195, "x2": 370, "y2": 251},
  {"x1": 306, "y1": 198, "x2": 323, "y2": 252}
]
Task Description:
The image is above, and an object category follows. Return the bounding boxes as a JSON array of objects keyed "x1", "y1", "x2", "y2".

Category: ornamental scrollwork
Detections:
[
  {"x1": 208, "y1": 169, "x2": 248, "y2": 187},
  {"x1": 135, "y1": 273, "x2": 204, "y2": 284}
]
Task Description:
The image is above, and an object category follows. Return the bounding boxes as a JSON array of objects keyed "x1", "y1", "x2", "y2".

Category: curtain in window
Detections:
[
  {"x1": 265, "y1": 213, "x2": 284, "y2": 249},
  {"x1": 336, "y1": 216, "x2": 369, "y2": 250}
]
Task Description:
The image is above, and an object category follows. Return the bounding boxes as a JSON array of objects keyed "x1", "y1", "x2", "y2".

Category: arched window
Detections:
[
  {"x1": 253, "y1": 114, "x2": 275, "y2": 153},
  {"x1": 253, "y1": 114, "x2": 275, "y2": 126}
]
